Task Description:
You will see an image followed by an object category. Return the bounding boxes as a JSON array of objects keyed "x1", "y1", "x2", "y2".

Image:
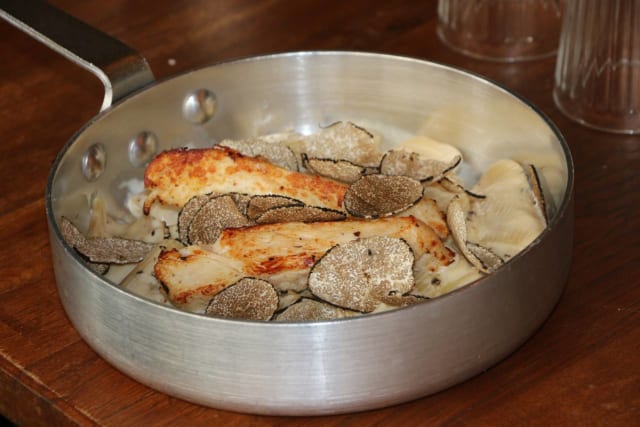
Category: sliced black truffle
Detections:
[
  {"x1": 467, "y1": 242, "x2": 505, "y2": 272},
  {"x1": 302, "y1": 154, "x2": 366, "y2": 183},
  {"x1": 218, "y1": 139, "x2": 251, "y2": 155},
  {"x1": 446, "y1": 196, "x2": 493, "y2": 274},
  {"x1": 187, "y1": 194, "x2": 251, "y2": 245},
  {"x1": 59, "y1": 216, "x2": 88, "y2": 248},
  {"x1": 204, "y1": 277, "x2": 278, "y2": 320},
  {"x1": 246, "y1": 194, "x2": 304, "y2": 220},
  {"x1": 87, "y1": 261, "x2": 110, "y2": 275},
  {"x1": 380, "y1": 150, "x2": 461, "y2": 182},
  {"x1": 59, "y1": 216, "x2": 154, "y2": 264},
  {"x1": 308, "y1": 236, "x2": 415, "y2": 312},
  {"x1": 522, "y1": 163, "x2": 549, "y2": 225},
  {"x1": 255, "y1": 205, "x2": 346, "y2": 224},
  {"x1": 252, "y1": 141, "x2": 299, "y2": 171},
  {"x1": 230, "y1": 192, "x2": 252, "y2": 217},
  {"x1": 219, "y1": 138, "x2": 299, "y2": 171},
  {"x1": 177, "y1": 193, "x2": 215, "y2": 243},
  {"x1": 378, "y1": 293, "x2": 427, "y2": 308},
  {"x1": 344, "y1": 174, "x2": 423, "y2": 218},
  {"x1": 301, "y1": 121, "x2": 382, "y2": 167},
  {"x1": 275, "y1": 298, "x2": 358, "y2": 321},
  {"x1": 439, "y1": 176, "x2": 486, "y2": 199}
]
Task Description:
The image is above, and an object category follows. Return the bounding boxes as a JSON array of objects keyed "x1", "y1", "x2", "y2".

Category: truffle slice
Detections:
[
  {"x1": 376, "y1": 294, "x2": 427, "y2": 309},
  {"x1": 187, "y1": 194, "x2": 251, "y2": 245},
  {"x1": 275, "y1": 298, "x2": 359, "y2": 321},
  {"x1": 87, "y1": 262, "x2": 110, "y2": 275},
  {"x1": 439, "y1": 176, "x2": 486, "y2": 200},
  {"x1": 522, "y1": 163, "x2": 549, "y2": 225},
  {"x1": 308, "y1": 236, "x2": 415, "y2": 313},
  {"x1": 204, "y1": 277, "x2": 278, "y2": 320},
  {"x1": 467, "y1": 242, "x2": 505, "y2": 272},
  {"x1": 219, "y1": 138, "x2": 299, "y2": 171},
  {"x1": 291, "y1": 121, "x2": 383, "y2": 167},
  {"x1": 344, "y1": 174, "x2": 423, "y2": 218},
  {"x1": 302, "y1": 154, "x2": 366, "y2": 183},
  {"x1": 446, "y1": 196, "x2": 491, "y2": 273},
  {"x1": 246, "y1": 195, "x2": 304, "y2": 220},
  {"x1": 177, "y1": 193, "x2": 215, "y2": 243},
  {"x1": 59, "y1": 216, "x2": 154, "y2": 264},
  {"x1": 230, "y1": 192, "x2": 252, "y2": 217},
  {"x1": 255, "y1": 205, "x2": 346, "y2": 224},
  {"x1": 380, "y1": 150, "x2": 461, "y2": 182}
]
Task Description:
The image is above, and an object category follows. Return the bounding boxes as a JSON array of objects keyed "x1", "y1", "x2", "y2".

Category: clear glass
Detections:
[
  {"x1": 553, "y1": 0, "x2": 640, "y2": 134},
  {"x1": 437, "y1": 0, "x2": 564, "y2": 62}
]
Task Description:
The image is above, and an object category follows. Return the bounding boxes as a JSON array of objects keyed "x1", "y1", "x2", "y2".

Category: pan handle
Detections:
[{"x1": 0, "y1": 0, "x2": 155, "y2": 111}]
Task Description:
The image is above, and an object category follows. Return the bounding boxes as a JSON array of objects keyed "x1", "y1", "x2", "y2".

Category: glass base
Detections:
[
  {"x1": 437, "y1": 27, "x2": 558, "y2": 63},
  {"x1": 553, "y1": 88, "x2": 640, "y2": 135}
]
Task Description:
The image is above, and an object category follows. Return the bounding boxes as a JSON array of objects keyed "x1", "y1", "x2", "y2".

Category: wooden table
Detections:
[{"x1": 1, "y1": 1, "x2": 638, "y2": 425}]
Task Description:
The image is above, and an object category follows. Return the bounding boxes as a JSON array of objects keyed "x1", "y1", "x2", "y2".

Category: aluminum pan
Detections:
[{"x1": 45, "y1": 52, "x2": 574, "y2": 415}]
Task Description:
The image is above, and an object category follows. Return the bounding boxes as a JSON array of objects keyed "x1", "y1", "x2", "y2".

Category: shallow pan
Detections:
[{"x1": 2, "y1": 1, "x2": 573, "y2": 416}]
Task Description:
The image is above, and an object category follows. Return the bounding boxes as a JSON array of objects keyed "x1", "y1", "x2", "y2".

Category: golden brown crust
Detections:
[{"x1": 143, "y1": 146, "x2": 348, "y2": 214}]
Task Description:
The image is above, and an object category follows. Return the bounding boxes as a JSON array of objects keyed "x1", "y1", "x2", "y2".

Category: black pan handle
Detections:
[{"x1": 0, "y1": 0, "x2": 155, "y2": 111}]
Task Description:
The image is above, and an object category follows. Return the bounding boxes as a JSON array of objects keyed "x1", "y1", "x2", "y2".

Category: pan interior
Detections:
[
  {"x1": 43, "y1": 51, "x2": 573, "y2": 415},
  {"x1": 48, "y1": 51, "x2": 570, "y2": 288}
]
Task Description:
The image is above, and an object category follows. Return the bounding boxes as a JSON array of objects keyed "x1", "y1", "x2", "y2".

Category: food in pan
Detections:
[
  {"x1": 154, "y1": 216, "x2": 453, "y2": 312},
  {"x1": 60, "y1": 121, "x2": 548, "y2": 320}
]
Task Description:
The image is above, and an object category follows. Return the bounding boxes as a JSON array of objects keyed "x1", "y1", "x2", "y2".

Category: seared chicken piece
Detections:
[
  {"x1": 155, "y1": 216, "x2": 454, "y2": 312},
  {"x1": 143, "y1": 146, "x2": 348, "y2": 214},
  {"x1": 399, "y1": 197, "x2": 449, "y2": 239}
]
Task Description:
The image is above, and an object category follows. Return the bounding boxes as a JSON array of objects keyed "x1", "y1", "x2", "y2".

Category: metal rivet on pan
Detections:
[
  {"x1": 129, "y1": 131, "x2": 158, "y2": 167},
  {"x1": 82, "y1": 143, "x2": 106, "y2": 181},
  {"x1": 182, "y1": 89, "x2": 217, "y2": 124}
]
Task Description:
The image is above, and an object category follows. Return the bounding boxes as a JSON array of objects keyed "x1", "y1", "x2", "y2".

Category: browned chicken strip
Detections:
[
  {"x1": 155, "y1": 216, "x2": 454, "y2": 312},
  {"x1": 143, "y1": 146, "x2": 348, "y2": 214}
]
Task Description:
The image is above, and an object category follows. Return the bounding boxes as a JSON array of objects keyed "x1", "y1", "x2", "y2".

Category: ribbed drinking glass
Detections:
[{"x1": 554, "y1": 0, "x2": 640, "y2": 133}]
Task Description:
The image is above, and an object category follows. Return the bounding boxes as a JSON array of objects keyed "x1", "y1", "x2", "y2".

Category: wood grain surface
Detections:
[{"x1": 1, "y1": 1, "x2": 639, "y2": 425}]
